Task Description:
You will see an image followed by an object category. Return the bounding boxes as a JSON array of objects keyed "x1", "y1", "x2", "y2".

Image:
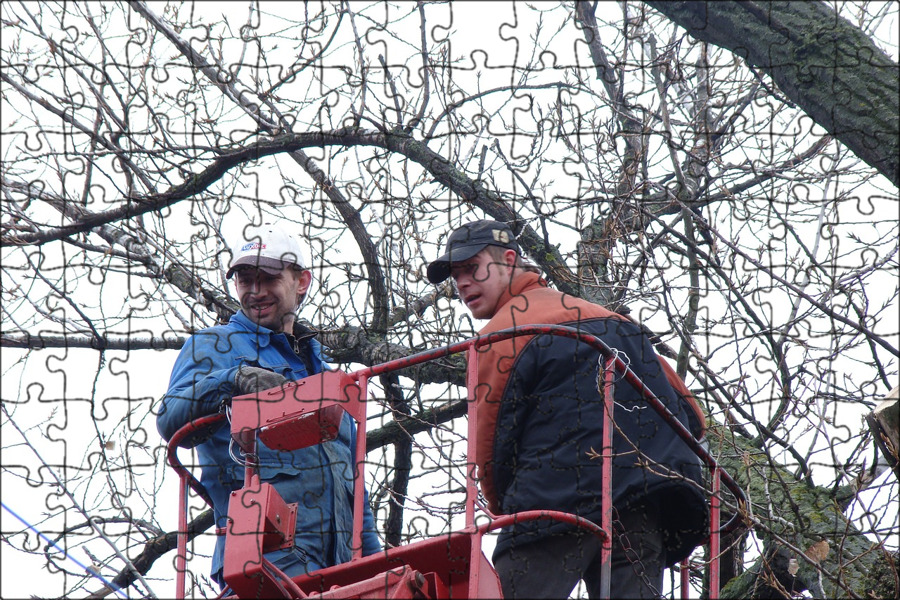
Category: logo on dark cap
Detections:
[{"x1": 425, "y1": 219, "x2": 520, "y2": 284}]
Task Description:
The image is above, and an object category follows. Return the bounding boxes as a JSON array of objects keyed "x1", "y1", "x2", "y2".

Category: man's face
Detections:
[
  {"x1": 234, "y1": 267, "x2": 311, "y2": 333},
  {"x1": 450, "y1": 248, "x2": 516, "y2": 319}
]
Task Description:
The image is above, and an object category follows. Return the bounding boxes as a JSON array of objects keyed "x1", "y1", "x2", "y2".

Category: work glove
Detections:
[{"x1": 233, "y1": 365, "x2": 289, "y2": 396}]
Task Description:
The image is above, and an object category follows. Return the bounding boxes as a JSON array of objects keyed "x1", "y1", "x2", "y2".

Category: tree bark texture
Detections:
[
  {"x1": 645, "y1": 1, "x2": 899, "y2": 187},
  {"x1": 866, "y1": 386, "x2": 900, "y2": 482},
  {"x1": 710, "y1": 424, "x2": 892, "y2": 598}
]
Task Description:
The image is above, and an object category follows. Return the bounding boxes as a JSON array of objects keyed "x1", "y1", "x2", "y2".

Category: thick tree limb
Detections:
[
  {"x1": 315, "y1": 324, "x2": 467, "y2": 387},
  {"x1": 710, "y1": 424, "x2": 888, "y2": 598},
  {"x1": 866, "y1": 386, "x2": 900, "y2": 482},
  {"x1": 0, "y1": 332, "x2": 187, "y2": 351},
  {"x1": 645, "y1": 1, "x2": 899, "y2": 187},
  {"x1": 366, "y1": 398, "x2": 468, "y2": 452},
  {"x1": 85, "y1": 509, "x2": 213, "y2": 599},
  {"x1": 2, "y1": 324, "x2": 466, "y2": 387},
  {"x1": 0, "y1": 128, "x2": 580, "y2": 297}
]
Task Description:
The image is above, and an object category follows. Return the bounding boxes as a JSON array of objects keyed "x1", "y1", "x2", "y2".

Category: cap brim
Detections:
[
  {"x1": 426, "y1": 243, "x2": 486, "y2": 284},
  {"x1": 226, "y1": 256, "x2": 286, "y2": 279}
]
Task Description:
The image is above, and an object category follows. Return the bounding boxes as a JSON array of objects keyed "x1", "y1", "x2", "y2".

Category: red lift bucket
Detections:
[{"x1": 167, "y1": 325, "x2": 747, "y2": 599}]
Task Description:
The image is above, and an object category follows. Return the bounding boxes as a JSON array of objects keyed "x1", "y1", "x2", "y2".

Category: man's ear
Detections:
[
  {"x1": 504, "y1": 249, "x2": 517, "y2": 268},
  {"x1": 296, "y1": 269, "x2": 312, "y2": 298}
]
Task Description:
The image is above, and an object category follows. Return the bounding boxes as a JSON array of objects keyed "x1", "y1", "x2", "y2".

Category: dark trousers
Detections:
[{"x1": 493, "y1": 504, "x2": 665, "y2": 599}]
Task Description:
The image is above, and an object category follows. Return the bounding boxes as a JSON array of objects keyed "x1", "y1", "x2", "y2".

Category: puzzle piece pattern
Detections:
[{"x1": 1, "y1": 2, "x2": 896, "y2": 599}]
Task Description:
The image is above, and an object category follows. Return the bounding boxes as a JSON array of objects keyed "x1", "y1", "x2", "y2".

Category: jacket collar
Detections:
[
  {"x1": 230, "y1": 310, "x2": 278, "y2": 348},
  {"x1": 292, "y1": 319, "x2": 319, "y2": 343},
  {"x1": 493, "y1": 271, "x2": 548, "y2": 316},
  {"x1": 230, "y1": 311, "x2": 317, "y2": 346}
]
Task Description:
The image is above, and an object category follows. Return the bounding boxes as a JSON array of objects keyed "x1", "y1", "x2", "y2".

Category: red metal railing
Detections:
[{"x1": 167, "y1": 324, "x2": 747, "y2": 598}]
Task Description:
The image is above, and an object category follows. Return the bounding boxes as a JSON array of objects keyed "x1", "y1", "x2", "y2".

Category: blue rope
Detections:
[{"x1": 1, "y1": 501, "x2": 130, "y2": 599}]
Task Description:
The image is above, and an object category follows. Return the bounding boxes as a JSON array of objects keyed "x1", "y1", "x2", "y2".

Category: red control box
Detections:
[{"x1": 230, "y1": 371, "x2": 363, "y2": 453}]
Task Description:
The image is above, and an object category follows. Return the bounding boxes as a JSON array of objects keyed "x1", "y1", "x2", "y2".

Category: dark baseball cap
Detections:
[{"x1": 426, "y1": 220, "x2": 519, "y2": 284}]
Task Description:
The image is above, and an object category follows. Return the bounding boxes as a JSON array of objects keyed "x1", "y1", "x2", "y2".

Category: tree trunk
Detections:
[
  {"x1": 866, "y1": 386, "x2": 900, "y2": 482},
  {"x1": 645, "y1": 1, "x2": 899, "y2": 187},
  {"x1": 709, "y1": 424, "x2": 894, "y2": 598}
]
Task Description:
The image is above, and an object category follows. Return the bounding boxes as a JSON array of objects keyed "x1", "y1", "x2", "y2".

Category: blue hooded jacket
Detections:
[{"x1": 157, "y1": 310, "x2": 381, "y2": 582}]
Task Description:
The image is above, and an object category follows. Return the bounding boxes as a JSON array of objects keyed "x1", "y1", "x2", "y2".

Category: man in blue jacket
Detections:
[{"x1": 157, "y1": 223, "x2": 381, "y2": 588}]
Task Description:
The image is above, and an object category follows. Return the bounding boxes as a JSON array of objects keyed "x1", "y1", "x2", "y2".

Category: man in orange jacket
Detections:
[{"x1": 427, "y1": 220, "x2": 708, "y2": 599}]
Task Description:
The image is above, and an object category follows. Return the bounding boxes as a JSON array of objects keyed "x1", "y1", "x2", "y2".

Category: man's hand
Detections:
[{"x1": 233, "y1": 365, "x2": 289, "y2": 396}]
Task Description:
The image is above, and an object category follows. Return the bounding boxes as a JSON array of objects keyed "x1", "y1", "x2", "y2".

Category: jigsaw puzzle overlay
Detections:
[{"x1": 1, "y1": 2, "x2": 898, "y2": 599}]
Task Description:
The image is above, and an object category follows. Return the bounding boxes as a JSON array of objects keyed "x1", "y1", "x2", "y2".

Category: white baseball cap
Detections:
[{"x1": 226, "y1": 223, "x2": 308, "y2": 279}]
